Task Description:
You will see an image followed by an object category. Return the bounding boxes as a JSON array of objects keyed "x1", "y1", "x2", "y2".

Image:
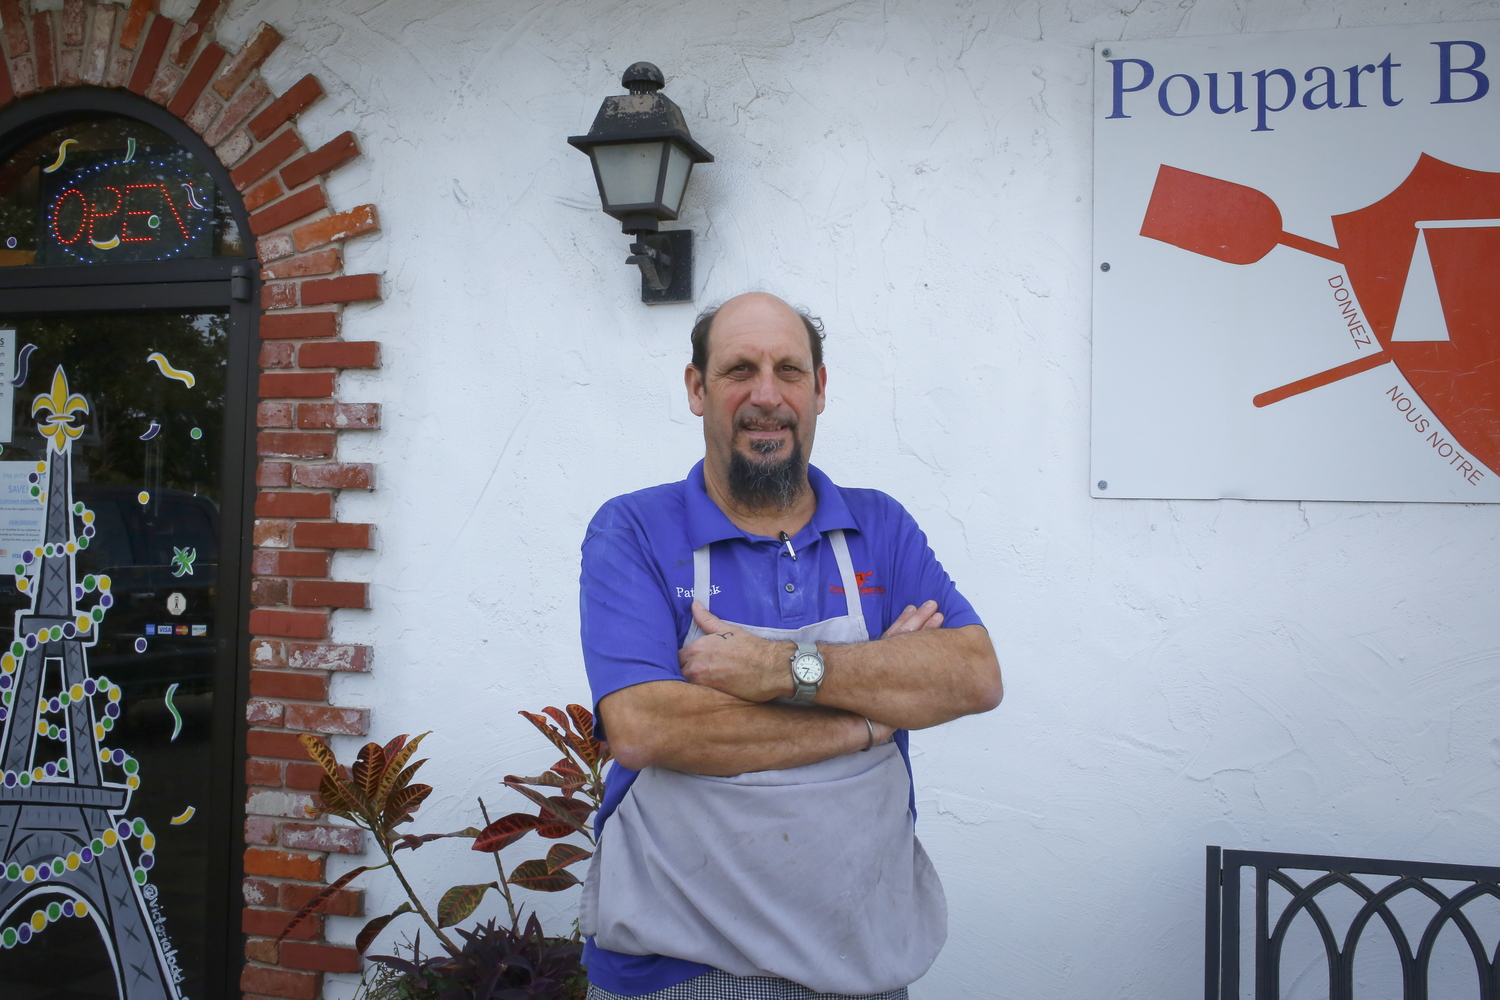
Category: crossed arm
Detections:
[{"x1": 599, "y1": 601, "x2": 1003, "y2": 777}]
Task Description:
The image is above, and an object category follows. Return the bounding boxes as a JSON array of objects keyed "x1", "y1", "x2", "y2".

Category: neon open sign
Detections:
[{"x1": 37, "y1": 140, "x2": 216, "y2": 265}]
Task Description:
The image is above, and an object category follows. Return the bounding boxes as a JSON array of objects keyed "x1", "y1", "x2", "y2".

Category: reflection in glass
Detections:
[
  {"x1": 0, "y1": 313, "x2": 227, "y2": 999},
  {"x1": 0, "y1": 117, "x2": 242, "y2": 267}
]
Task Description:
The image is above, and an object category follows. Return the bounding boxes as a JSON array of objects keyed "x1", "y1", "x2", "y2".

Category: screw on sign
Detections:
[{"x1": 1139, "y1": 155, "x2": 1500, "y2": 476}]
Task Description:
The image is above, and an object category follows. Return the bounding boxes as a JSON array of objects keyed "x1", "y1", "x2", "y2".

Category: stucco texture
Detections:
[{"x1": 212, "y1": 0, "x2": 1500, "y2": 996}]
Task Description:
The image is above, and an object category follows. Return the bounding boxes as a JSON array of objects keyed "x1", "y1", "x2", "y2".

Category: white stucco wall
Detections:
[{"x1": 212, "y1": 1, "x2": 1500, "y2": 996}]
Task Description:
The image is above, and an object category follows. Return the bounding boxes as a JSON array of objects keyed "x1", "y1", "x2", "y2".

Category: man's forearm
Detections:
[
  {"x1": 816, "y1": 623, "x2": 1003, "y2": 730},
  {"x1": 599, "y1": 679, "x2": 875, "y2": 776}
]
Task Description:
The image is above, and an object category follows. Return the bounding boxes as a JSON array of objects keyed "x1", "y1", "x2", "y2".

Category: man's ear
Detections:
[
  {"x1": 815, "y1": 364, "x2": 827, "y2": 415},
  {"x1": 685, "y1": 364, "x2": 706, "y2": 417}
]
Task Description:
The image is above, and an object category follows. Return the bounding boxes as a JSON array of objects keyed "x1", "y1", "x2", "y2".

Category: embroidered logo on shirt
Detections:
[
  {"x1": 830, "y1": 571, "x2": 885, "y2": 596},
  {"x1": 675, "y1": 585, "x2": 722, "y2": 600}
]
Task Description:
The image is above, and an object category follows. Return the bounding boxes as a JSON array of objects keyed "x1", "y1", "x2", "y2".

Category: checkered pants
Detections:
[{"x1": 586, "y1": 969, "x2": 909, "y2": 1000}]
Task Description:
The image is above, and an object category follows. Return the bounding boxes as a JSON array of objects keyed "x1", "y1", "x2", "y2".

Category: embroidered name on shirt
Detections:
[
  {"x1": 675, "y1": 585, "x2": 722, "y2": 599},
  {"x1": 830, "y1": 571, "x2": 885, "y2": 596}
]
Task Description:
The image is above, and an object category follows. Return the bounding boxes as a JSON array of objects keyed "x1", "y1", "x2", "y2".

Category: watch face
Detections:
[{"x1": 793, "y1": 653, "x2": 823, "y2": 684}]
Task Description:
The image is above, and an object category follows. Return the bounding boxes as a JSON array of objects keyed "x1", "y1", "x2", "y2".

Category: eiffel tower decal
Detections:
[{"x1": 0, "y1": 367, "x2": 182, "y2": 998}]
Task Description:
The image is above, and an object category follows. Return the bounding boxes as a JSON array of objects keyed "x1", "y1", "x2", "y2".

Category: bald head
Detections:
[{"x1": 690, "y1": 294, "x2": 825, "y2": 373}]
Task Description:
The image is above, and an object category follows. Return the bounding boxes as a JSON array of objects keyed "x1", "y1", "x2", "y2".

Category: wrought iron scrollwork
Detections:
[{"x1": 1206, "y1": 846, "x2": 1500, "y2": 1000}]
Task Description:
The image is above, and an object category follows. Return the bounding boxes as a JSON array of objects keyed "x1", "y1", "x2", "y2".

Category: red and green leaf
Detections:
[
  {"x1": 566, "y1": 704, "x2": 595, "y2": 746},
  {"x1": 355, "y1": 901, "x2": 412, "y2": 955},
  {"x1": 437, "y1": 882, "x2": 498, "y2": 927},
  {"x1": 505, "y1": 781, "x2": 587, "y2": 834},
  {"x1": 350, "y1": 741, "x2": 387, "y2": 807},
  {"x1": 376, "y1": 732, "x2": 429, "y2": 805},
  {"x1": 519, "y1": 711, "x2": 570, "y2": 758},
  {"x1": 380, "y1": 782, "x2": 432, "y2": 833},
  {"x1": 505, "y1": 771, "x2": 565, "y2": 789},
  {"x1": 299, "y1": 734, "x2": 341, "y2": 780},
  {"x1": 318, "y1": 774, "x2": 362, "y2": 821},
  {"x1": 472, "y1": 812, "x2": 542, "y2": 853},
  {"x1": 278, "y1": 865, "x2": 371, "y2": 941},
  {"x1": 545, "y1": 843, "x2": 593, "y2": 872},
  {"x1": 393, "y1": 828, "x2": 482, "y2": 853},
  {"x1": 507, "y1": 858, "x2": 582, "y2": 892}
]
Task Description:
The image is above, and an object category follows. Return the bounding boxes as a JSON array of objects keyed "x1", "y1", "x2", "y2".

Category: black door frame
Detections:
[{"x1": 0, "y1": 86, "x2": 259, "y2": 1000}]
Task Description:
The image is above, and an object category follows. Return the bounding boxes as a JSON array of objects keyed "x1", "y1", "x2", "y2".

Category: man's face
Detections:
[{"x1": 687, "y1": 294, "x2": 827, "y2": 506}]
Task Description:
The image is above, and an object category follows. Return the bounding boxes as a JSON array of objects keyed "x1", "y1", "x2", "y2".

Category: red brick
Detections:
[
  {"x1": 167, "y1": 41, "x2": 225, "y2": 117},
  {"x1": 0, "y1": 0, "x2": 27, "y2": 58},
  {"x1": 301, "y1": 273, "x2": 380, "y2": 307},
  {"x1": 118, "y1": 0, "x2": 152, "y2": 49},
  {"x1": 250, "y1": 609, "x2": 329, "y2": 640},
  {"x1": 257, "y1": 231, "x2": 295, "y2": 262},
  {"x1": 169, "y1": 0, "x2": 223, "y2": 67},
  {"x1": 144, "y1": 59, "x2": 183, "y2": 105},
  {"x1": 30, "y1": 12, "x2": 53, "y2": 90},
  {"x1": 243, "y1": 905, "x2": 320, "y2": 941},
  {"x1": 243, "y1": 877, "x2": 279, "y2": 907},
  {"x1": 245, "y1": 758, "x2": 283, "y2": 788},
  {"x1": 81, "y1": 3, "x2": 113, "y2": 84},
  {"x1": 247, "y1": 788, "x2": 319, "y2": 820},
  {"x1": 258, "y1": 431, "x2": 336, "y2": 459},
  {"x1": 284, "y1": 761, "x2": 324, "y2": 791},
  {"x1": 255, "y1": 492, "x2": 332, "y2": 518},
  {"x1": 204, "y1": 77, "x2": 271, "y2": 147},
  {"x1": 298, "y1": 341, "x2": 379, "y2": 369},
  {"x1": 291, "y1": 205, "x2": 378, "y2": 253},
  {"x1": 249, "y1": 74, "x2": 324, "y2": 141},
  {"x1": 261, "y1": 282, "x2": 297, "y2": 310},
  {"x1": 183, "y1": 87, "x2": 222, "y2": 134},
  {"x1": 245, "y1": 814, "x2": 279, "y2": 845},
  {"x1": 251, "y1": 668, "x2": 329, "y2": 701},
  {"x1": 261, "y1": 372, "x2": 335, "y2": 399},
  {"x1": 10, "y1": 54, "x2": 35, "y2": 97},
  {"x1": 127, "y1": 14, "x2": 173, "y2": 95},
  {"x1": 290, "y1": 580, "x2": 368, "y2": 609},
  {"x1": 258, "y1": 400, "x2": 296, "y2": 430},
  {"x1": 0, "y1": 42, "x2": 13, "y2": 104},
  {"x1": 259, "y1": 342, "x2": 295, "y2": 370},
  {"x1": 61, "y1": 0, "x2": 84, "y2": 46},
  {"x1": 292, "y1": 522, "x2": 372, "y2": 550},
  {"x1": 244, "y1": 176, "x2": 284, "y2": 212},
  {"x1": 260, "y1": 311, "x2": 338, "y2": 341},
  {"x1": 284, "y1": 702, "x2": 370, "y2": 735},
  {"x1": 249, "y1": 186, "x2": 327, "y2": 237},
  {"x1": 253, "y1": 551, "x2": 331, "y2": 579},
  {"x1": 232, "y1": 129, "x2": 303, "y2": 190},
  {"x1": 214, "y1": 20, "x2": 281, "y2": 99},
  {"x1": 244, "y1": 848, "x2": 325, "y2": 882},
  {"x1": 288, "y1": 643, "x2": 371, "y2": 672},
  {"x1": 293, "y1": 463, "x2": 373, "y2": 490},
  {"x1": 57, "y1": 47, "x2": 80, "y2": 87},
  {"x1": 257, "y1": 461, "x2": 293, "y2": 487},
  {"x1": 280, "y1": 940, "x2": 362, "y2": 974},
  {"x1": 297, "y1": 403, "x2": 379, "y2": 431},
  {"x1": 246, "y1": 698, "x2": 284, "y2": 725},
  {"x1": 281, "y1": 136, "x2": 360, "y2": 193},
  {"x1": 240, "y1": 964, "x2": 320, "y2": 1000},
  {"x1": 280, "y1": 822, "x2": 364, "y2": 855},
  {"x1": 253, "y1": 520, "x2": 292, "y2": 549},
  {"x1": 250, "y1": 638, "x2": 288, "y2": 667},
  {"x1": 215, "y1": 128, "x2": 253, "y2": 167},
  {"x1": 251, "y1": 578, "x2": 288, "y2": 606},
  {"x1": 246, "y1": 729, "x2": 326, "y2": 761},
  {"x1": 245, "y1": 938, "x2": 279, "y2": 964},
  {"x1": 280, "y1": 882, "x2": 362, "y2": 917},
  {"x1": 262, "y1": 248, "x2": 340, "y2": 281}
]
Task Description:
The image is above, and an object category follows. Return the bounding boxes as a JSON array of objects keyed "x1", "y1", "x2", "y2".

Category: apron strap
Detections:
[
  {"x1": 828, "y1": 529, "x2": 864, "y2": 623},
  {"x1": 693, "y1": 543, "x2": 711, "y2": 612}
]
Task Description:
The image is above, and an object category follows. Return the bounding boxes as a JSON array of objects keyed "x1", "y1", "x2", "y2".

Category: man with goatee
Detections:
[{"x1": 578, "y1": 292, "x2": 1003, "y2": 1000}]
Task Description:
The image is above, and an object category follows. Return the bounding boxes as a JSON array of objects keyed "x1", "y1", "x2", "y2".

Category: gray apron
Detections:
[{"x1": 581, "y1": 530, "x2": 947, "y2": 995}]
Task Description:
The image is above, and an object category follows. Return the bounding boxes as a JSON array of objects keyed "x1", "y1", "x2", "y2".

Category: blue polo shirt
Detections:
[{"x1": 578, "y1": 461, "x2": 982, "y2": 996}]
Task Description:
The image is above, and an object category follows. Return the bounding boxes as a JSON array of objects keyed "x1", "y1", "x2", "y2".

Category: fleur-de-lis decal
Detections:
[{"x1": 32, "y1": 366, "x2": 89, "y2": 452}]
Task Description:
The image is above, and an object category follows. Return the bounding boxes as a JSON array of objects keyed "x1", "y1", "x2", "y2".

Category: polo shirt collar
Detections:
[{"x1": 683, "y1": 460, "x2": 858, "y2": 549}]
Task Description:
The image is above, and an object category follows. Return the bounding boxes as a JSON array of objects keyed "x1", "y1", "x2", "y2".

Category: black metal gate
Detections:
[{"x1": 1206, "y1": 846, "x2": 1500, "y2": 1000}]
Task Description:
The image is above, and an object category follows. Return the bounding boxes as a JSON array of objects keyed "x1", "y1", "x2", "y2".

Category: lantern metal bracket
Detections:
[{"x1": 627, "y1": 229, "x2": 692, "y2": 304}]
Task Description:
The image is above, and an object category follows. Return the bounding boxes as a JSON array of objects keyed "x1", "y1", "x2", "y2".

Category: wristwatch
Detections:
[{"x1": 789, "y1": 642, "x2": 824, "y2": 703}]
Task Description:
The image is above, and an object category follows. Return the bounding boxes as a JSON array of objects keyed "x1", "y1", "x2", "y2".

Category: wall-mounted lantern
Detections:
[{"x1": 569, "y1": 62, "x2": 713, "y2": 304}]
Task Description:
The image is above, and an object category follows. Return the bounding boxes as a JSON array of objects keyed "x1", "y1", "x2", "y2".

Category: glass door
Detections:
[{"x1": 0, "y1": 90, "x2": 257, "y2": 1000}]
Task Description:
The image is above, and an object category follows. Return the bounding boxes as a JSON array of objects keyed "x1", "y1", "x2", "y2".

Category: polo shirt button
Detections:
[{"x1": 784, "y1": 583, "x2": 795, "y2": 592}]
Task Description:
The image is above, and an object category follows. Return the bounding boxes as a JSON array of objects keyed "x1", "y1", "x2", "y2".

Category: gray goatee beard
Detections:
[{"x1": 727, "y1": 437, "x2": 805, "y2": 512}]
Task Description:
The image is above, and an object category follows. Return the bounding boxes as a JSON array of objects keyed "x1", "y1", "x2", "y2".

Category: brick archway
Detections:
[{"x1": 0, "y1": 2, "x2": 380, "y2": 996}]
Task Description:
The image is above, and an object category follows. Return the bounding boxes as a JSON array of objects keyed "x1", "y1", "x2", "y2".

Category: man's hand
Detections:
[
  {"x1": 678, "y1": 602, "x2": 791, "y2": 702},
  {"x1": 882, "y1": 600, "x2": 945, "y2": 638}
]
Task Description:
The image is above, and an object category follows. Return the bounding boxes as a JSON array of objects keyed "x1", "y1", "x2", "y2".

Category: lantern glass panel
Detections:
[
  {"x1": 594, "y1": 141, "x2": 665, "y2": 208},
  {"x1": 661, "y1": 143, "x2": 693, "y2": 216}
]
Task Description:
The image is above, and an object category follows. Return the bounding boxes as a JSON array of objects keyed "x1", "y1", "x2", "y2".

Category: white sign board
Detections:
[
  {"x1": 0, "y1": 330, "x2": 13, "y2": 446},
  {"x1": 1092, "y1": 21, "x2": 1500, "y2": 501},
  {"x1": 0, "y1": 461, "x2": 44, "y2": 558}
]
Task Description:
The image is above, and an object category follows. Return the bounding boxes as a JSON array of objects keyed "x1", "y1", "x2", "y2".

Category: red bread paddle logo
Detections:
[{"x1": 1141, "y1": 155, "x2": 1500, "y2": 476}]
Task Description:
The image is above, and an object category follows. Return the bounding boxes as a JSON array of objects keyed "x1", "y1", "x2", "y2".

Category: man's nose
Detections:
[{"x1": 747, "y1": 369, "x2": 783, "y2": 406}]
